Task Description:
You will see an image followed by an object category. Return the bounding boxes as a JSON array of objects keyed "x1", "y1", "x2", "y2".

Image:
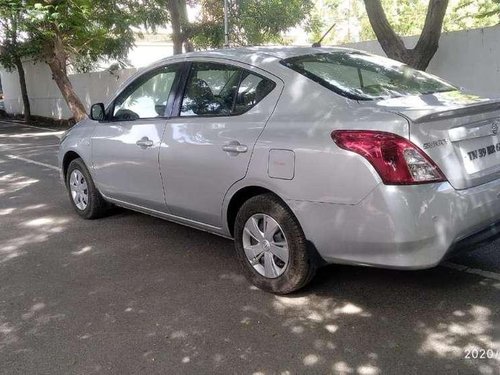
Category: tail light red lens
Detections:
[{"x1": 331, "y1": 130, "x2": 446, "y2": 185}]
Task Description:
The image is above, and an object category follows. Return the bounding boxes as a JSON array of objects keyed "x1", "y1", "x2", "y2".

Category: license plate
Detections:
[{"x1": 459, "y1": 136, "x2": 500, "y2": 174}]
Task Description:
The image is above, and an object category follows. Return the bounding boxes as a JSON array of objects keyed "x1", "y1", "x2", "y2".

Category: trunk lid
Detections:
[{"x1": 371, "y1": 91, "x2": 500, "y2": 190}]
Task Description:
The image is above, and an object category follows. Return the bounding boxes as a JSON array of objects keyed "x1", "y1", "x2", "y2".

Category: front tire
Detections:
[
  {"x1": 66, "y1": 158, "x2": 108, "y2": 219},
  {"x1": 234, "y1": 194, "x2": 317, "y2": 294}
]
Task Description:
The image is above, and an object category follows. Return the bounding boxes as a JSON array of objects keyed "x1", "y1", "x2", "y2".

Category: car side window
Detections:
[
  {"x1": 180, "y1": 62, "x2": 275, "y2": 117},
  {"x1": 180, "y1": 62, "x2": 239, "y2": 117},
  {"x1": 113, "y1": 64, "x2": 178, "y2": 121},
  {"x1": 233, "y1": 72, "x2": 276, "y2": 115}
]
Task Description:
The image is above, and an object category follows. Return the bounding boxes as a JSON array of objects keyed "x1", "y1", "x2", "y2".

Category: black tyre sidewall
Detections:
[
  {"x1": 66, "y1": 158, "x2": 105, "y2": 219},
  {"x1": 234, "y1": 194, "x2": 315, "y2": 294}
]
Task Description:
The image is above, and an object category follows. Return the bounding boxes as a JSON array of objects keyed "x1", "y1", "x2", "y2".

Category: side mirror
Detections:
[{"x1": 90, "y1": 103, "x2": 105, "y2": 121}]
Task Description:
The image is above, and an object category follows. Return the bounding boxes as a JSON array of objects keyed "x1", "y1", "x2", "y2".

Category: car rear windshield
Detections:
[{"x1": 281, "y1": 51, "x2": 456, "y2": 100}]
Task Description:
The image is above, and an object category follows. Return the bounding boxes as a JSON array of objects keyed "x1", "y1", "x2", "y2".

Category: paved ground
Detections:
[{"x1": 0, "y1": 120, "x2": 498, "y2": 375}]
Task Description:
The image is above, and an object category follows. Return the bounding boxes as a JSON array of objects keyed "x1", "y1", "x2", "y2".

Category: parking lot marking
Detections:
[
  {"x1": 442, "y1": 261, "x2": 500, "y2": 281},
  {"x1": 0, "y1": 120, "x2": 64, "y2": 134},
  {"x1": 0, "y1": 143, "x2": 59, "y2": 149},
  {"x1": 6, "y1": 154, "x2": 59, "y2": 171}
]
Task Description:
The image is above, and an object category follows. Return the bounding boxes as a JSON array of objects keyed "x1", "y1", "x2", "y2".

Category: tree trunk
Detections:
[
  {"x1": 13, "y1": 56, "x2": 31, "y2": 122},
  {"x1": 46, "y1": 36, "x2": 87, "y2": 122},
  {"x1": 177, "y1": 0, "x2": 193, "y2": 52},
  {"x1": 168, "y1": 0, "x2": 193, "y2": 54},
  {"x1": 7, "y1": 11, "x2": 32, "y2": 122},
  {"x1": 411, "y1": 0, "x2": 450, "y2": 70},
  {"x1": 169, "y1": 0, "x2": 183, "y2": 55},
  {"x1": 363, "y1": 0, "x2": 449, "y2": 71},
  {"x1": 184, "y1": 39, "x2": 194, "y2": 53}
]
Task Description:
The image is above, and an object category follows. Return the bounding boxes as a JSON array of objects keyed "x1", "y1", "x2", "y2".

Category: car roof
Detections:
[{"x1": 155, "y1": 46, "x2": 357, "y2": 66}]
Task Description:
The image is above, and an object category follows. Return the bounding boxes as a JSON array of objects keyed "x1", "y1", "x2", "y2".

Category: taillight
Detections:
[{"x1": 331, "y1": 130, "x2": 446, "y2": 185}]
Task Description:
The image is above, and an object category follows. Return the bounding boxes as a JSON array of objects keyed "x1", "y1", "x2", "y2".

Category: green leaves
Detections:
[
  {"x1": 309, "y1": 0, "x2": 499, "y2": 45},
  {"x1": 445, "y1": 0, "x2": 499, "y2": 29},
  {"x1": 191, "y1": 0, "x2": 313, "y2": 48},
  {"x1": 6, "y1": 0, "x2": 169, "y2": 72},
  {"x1": 0, "y1": 0, "x2": 34, "y2": 71}
]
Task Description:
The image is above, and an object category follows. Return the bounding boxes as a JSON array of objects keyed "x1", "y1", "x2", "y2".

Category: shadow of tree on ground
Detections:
[{"x1": 0, "y1": 125, "x2": 498, "y2": 374}]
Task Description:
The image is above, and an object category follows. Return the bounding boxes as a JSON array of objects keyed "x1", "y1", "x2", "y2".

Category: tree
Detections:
[
  {"x1": 363, "y1": 0, "x2": 449, "y2": 70},
  {"x1": 308, "y1": 0, "x2": 368, "y2": 45},
  {"x1": 478, "y1": 0, "x2": 500, "y2": 19},
  {"x1": 444, "y1": 0, "x2": 500, "y2": 31},
  {"x1": 167, "y1": 0, "x2": 194, "y2": 54},
  {"x1": 24, "y1": 0, "x2": 168, "y2": 121},
  {"x1": 189, "y1": 0, "x2": 314, "y2": 49},
  {"x1": 309, "y1": 0, "x2": 499, "y2": 56},
  {"x1": 0, "y1": 0, "x2": 32, "y2": 121}
]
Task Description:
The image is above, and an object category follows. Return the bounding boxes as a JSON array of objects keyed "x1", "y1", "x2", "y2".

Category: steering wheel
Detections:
[{"x1": 114, "y1": 109, "x2": 140, "y2": 121}]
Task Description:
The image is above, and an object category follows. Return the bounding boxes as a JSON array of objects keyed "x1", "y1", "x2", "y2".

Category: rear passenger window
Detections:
[
  {"x1": 180, "y1": 62, "x2": 275, "y2": 117},
  {"x1": 181, "y1": 63, "x2": 239, "y2": 116},
  {"x1": 233, "y1": 72, "x2": 276, "y2": 115}
]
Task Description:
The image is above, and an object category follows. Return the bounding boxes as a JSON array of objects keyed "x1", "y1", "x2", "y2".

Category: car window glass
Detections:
[
  {"x1": 302, "y1": 61, "x2": 361, "y2": 90},
  {"x1": 197, "y1": 68, "x2": 237, "y2": 96},
  {"x1": 181, "y1": 63, "x2": 239, "y2": 116},
  {"x1": 233, "y1": 72, "x2": 276, "y2": 115},
  {"x1": 360, "y1": 69, "x2": 391, "y2": 87},
  {"x1": 113, "y1": 65, "x2": 178, "y2": 121},
  {"x1": 180, "y1": 62, "x2": 276, "y2": 117},
  {"x1": 282, "y1": 52, "x2": 456, "y2": 100}
]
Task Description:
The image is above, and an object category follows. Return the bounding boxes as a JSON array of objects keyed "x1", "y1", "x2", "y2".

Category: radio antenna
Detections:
[{"x1": 312, "y1": 23, "x2": 336, "y2": 48}]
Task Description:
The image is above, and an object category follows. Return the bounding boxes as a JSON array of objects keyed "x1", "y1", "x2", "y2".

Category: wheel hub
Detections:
[
  {"x1": 263, "y1": 240, "x2": 271, "y2": 251},
  {"x1": 69, "y1": 169, "x2": 89, "y2": 211},
  {"x1": 241, "y1": 213, "x2": 289, "y2": 279}
]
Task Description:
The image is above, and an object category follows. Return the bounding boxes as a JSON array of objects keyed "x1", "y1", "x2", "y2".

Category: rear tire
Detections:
[
  {"x1": 234, "y1": 193, "x2": 317, "y2": 294},
  {"x1": 66, "y1": 158, "x2": 108, "y2": 219}
]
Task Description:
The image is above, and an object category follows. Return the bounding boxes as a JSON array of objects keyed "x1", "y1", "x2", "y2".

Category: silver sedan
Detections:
[{"x1": 59, "y1": 47, "x2": 500, "y2": 293}]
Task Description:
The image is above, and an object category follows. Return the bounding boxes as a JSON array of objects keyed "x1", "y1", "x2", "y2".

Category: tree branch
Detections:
[
  {"x1": 363, "y1": 0, "x2": 407, "y2": 61},
  {"x1": 413, "y1": 0, "x2": 449, "y2": 70},
  {"x1": 363, "y1": 0, "x2": 449, "y2": 70}
]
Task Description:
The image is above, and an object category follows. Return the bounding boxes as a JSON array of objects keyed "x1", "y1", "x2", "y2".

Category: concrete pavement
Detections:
[{"x1": 0, "y1": 120, "x2": 498, "y2": 375}]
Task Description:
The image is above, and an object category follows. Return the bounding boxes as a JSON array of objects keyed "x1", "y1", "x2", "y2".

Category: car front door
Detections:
[
  {"x1": 160, "y1": 60, "x2": 282, "y2": 227},
  {"x1": 91, "y1": 63, "x2": 181, "y2": 211}
]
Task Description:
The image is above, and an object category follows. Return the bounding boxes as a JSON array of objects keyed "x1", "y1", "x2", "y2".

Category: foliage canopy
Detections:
[
  {"x1": 191, "y1": 0, "x2": 314, "y2": 49},
  {"x1": 308, "y1": 0, "x2": 500, "y2": 46}
]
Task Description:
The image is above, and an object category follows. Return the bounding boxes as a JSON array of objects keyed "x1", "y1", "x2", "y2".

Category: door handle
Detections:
[
  {"x1": 136, "y1": 137, "x2": 154, "y2": 149},
  {"x1": 222, "y1": 142, "x2": 248, "y2": 154}
]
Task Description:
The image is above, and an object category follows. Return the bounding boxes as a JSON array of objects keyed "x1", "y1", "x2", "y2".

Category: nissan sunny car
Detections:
[{"x1": 59, "y1": 47, "x2": 500, "y2": 293}]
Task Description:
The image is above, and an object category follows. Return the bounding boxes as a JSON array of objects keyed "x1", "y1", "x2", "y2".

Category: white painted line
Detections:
[
  {"x1": 442, "y1": 262, "x2": 500, "y2": 281},
  {"x1": 6, "y1": 154, "x2": 59, "y2": 171},
  {"x1": 23, "y1": 125, "x2": 65, "y2": 134},
  {"x1": 0, "y1": 143, "x2": 59, "y2": 148},
  {"x1": 0, "y1": 120, "x2": 65, "y2": 134},
  {"x1": 0, "y1": 121, "x2": 19, "y2": 128}
]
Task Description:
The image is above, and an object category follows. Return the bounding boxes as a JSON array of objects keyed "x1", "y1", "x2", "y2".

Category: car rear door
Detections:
[
  {"x1": 159, "y1": 60, "x2": 282, "y2": 227},
  {"x1": 91, "y1": 63, "x2": 182, "y2": 211}
]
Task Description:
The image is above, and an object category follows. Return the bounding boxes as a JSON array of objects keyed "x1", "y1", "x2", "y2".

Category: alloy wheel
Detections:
[
  {"x1": 69, "y1": 169, "x2": 89, "y2": 211},
  {"x1": 242, "y1": 213, "x2": 289, "y2": 278}
]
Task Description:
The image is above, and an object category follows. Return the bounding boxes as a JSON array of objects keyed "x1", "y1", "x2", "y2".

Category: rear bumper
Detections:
[
  {"x1": 287, "y1": 178, "x2": 500, "y2": 269},
  {"x1": 446, "y1": 220, "x2": 500, "y2": 259}
]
